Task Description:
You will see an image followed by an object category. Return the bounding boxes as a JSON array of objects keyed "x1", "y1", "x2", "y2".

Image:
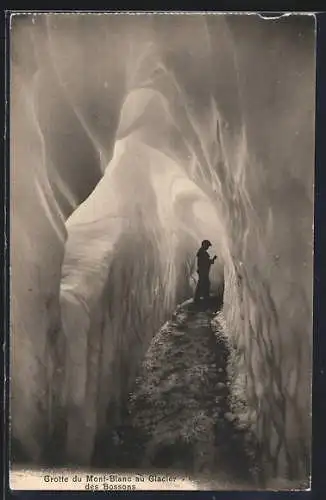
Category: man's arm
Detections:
[{"x1": 210, "y1": 255, "x2": 217, "y2": 264}]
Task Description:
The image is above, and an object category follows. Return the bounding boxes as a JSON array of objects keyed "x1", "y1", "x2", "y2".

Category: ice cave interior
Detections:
[{"x1": 10, "y1": 13, "x2": 315, "y2": 487}]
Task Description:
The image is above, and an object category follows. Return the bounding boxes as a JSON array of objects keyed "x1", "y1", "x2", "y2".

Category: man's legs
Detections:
[
  {"x1": 203, "y1": 276, "x2": 210, "y2": 299},
  {"x1": 194, "y1": 274, "x2": 210, "y2": 302}
]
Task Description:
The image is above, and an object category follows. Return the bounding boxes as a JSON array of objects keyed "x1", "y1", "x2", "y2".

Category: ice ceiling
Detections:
[{"x1": 10, "y1": 13, "x2": 315, "y2": 482}]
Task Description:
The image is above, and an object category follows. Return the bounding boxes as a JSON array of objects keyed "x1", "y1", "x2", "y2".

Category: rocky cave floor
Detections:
[{"x1": 95, "y1": 295, "x2": 260, "y2": 489}]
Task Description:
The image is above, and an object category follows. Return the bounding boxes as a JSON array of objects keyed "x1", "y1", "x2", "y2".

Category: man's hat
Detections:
[{"x1": 202, "y1": 239, "x2": 212, "y2": 247}]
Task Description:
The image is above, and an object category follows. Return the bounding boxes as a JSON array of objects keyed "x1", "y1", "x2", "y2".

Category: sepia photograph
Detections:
[{"x1": 9, "y1": 11, "x2": 315, "y2": 491}]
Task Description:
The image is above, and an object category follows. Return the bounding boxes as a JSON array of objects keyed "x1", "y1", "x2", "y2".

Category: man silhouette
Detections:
[{"x1": 194, "y1": 240, "x2": 217, "y2": 303}]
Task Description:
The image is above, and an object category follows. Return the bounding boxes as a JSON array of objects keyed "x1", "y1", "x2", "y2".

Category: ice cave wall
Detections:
[{"x1": 10, "y1": 14, "x2": 314, "y2": 481}]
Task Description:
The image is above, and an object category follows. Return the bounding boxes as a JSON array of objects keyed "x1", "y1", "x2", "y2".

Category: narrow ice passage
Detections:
[
  {"x1": 10, "y1": 13, "x2": 314, "y2": 489},
  {"x1": 96, "y1": 296, "x2": 257, "y2": 488}
]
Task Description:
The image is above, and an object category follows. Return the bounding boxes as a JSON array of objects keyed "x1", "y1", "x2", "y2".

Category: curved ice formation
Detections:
[{"x1": 10, "y1": 13, "x2": 314, "y2": 483}]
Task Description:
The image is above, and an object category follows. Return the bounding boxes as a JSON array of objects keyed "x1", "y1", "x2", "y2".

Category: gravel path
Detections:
[{"x1": 113, "y1": 297, "x2": 256, "y2": 487}]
